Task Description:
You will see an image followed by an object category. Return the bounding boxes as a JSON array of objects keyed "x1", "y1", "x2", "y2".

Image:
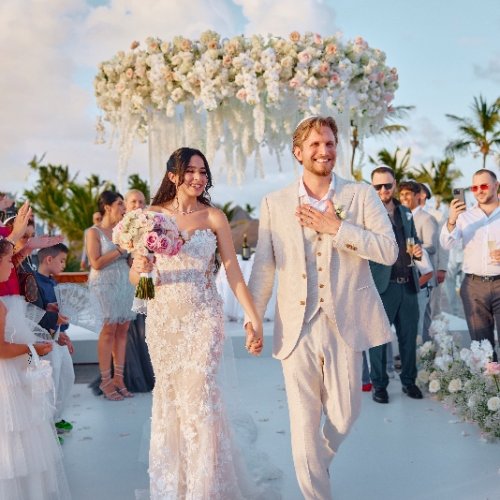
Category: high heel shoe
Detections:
[
  {"x1": 113, "y1": 364, "x2": 134, "y2": 398},
  {"x1": 99, "y1": 369, "x2": 124, "y2": 401}
]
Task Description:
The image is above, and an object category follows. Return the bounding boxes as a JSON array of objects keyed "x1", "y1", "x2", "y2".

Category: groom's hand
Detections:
[
  {"x1": 245, "y1": 322, "x2": 263, "y2": 356},
  {"x1": 296, "y1": 200, "x2": 341, "y2": 235}
]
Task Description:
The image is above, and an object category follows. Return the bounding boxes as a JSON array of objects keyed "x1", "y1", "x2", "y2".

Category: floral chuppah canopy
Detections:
[{"x1": 94, "y1": 30, "x2": 399, "y2": 189}]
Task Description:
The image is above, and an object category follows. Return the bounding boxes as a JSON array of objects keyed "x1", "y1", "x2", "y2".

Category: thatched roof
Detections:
[{"x1": 230, "y1": 219, "x2": 259, "y2": 251}]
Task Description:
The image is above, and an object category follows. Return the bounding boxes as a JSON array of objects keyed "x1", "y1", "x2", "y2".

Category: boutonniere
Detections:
[
  {"x1": 334, "y1": 204, "x2": 347, "y2": 220},
  {"x1": 406, "y1": 212, "x2": 413, "y2": 221}
]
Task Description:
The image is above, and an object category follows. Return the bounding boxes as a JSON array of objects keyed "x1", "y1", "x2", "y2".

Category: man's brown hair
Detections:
[{"x1": 292, "y1": 116, "x2": 339, "y2": 157}]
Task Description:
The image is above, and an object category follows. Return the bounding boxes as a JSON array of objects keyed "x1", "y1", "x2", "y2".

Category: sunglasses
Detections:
[
  {"x1": 470, "y1": 183, "x2": 489, "y2": 193},
  {"x1": 373, "y1": 183, "x2": 393, "y2": 191}
]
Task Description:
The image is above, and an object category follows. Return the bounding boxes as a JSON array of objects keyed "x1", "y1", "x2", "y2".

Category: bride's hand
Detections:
[
  {"x1": 245, "y1": 321, "x2": 263, "y2": 356},
  {"x1": 131, "y1": 255, "x2": 154, "y2": 274}
]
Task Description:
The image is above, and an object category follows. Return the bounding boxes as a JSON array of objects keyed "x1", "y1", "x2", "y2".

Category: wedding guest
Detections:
[
  {"x1": 368, "y1": 167, "x2": 424, "y2": 404},
  {"x1": 399, "y1": 180, "x2": 439, "y2": 342},
  {"x1": 0, "y1": 237, "x2": 71, "y2": 499},
  {"x1": 419, "y1": 183, "x2": 449, "y2": 340},
  {"x1": 440, "y1": 169, "x2": 500, "y2": 361},
  {"x1": 0, "y1": 200, "x2": 31, "y2": 241},
  {"x1": 80, "y1": 211, "x2": 102, "y2": 270},
  {"x1": 0, "y1": 194, "x2": 14, "y2": 222},
  {"x1": 1, "y1": 217, "x2": 63, "y2": 299},
  {"x1": 124, "y1": 189, "x2": 146, "y2": 211},
  {"x1": 34, "y1": 243, "x2": 75, "y2": 440},
  {"x1": 247, "y1": 116, "x2": 398, "y2": 499},
  {"x1": 123, "y1": 188, "x2": 154, "y2": 392},
  {"x1": 0, "y1": 218, "x2": 34, "y2": 296},
  {"x1": 87, "y1": 191, "x2": 136, "y2": 400}
]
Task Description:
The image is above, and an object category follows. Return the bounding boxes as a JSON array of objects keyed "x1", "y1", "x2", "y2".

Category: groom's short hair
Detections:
[{"x1": 292, "y1": 116, "x2": 338, "y2": 153}]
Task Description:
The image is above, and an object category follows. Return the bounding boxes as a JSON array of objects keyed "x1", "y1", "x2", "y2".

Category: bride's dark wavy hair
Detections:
[{"x1": 151, "y1": 147, "x2": 214, "y2": 206}]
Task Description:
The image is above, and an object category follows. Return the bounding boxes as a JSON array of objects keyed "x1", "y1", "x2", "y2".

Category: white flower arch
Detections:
[{"x1": 95, "y1": 30, "x2": 399, "y2": 189}]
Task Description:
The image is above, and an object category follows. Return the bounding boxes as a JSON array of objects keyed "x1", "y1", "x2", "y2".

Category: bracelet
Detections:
[{"x1": 116, "y1": 247, "x2": 123, "y2": 255}]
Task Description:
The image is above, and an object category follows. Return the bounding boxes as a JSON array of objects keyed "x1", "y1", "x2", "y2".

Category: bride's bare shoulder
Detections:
[{"x1": 148, "y1": 204, "x2": 172, "y2": 214}]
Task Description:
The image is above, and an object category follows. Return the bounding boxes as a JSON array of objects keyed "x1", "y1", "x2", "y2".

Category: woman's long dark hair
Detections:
[
  {"x1": 151, "y1": 148, "x2": 213, "y2": 207},
  {"x1": 97, "y1": 190, "x2": 123, "y2": 216}
]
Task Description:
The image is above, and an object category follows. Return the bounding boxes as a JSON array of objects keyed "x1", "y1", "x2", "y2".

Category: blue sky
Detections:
[{"x1": 0, "y1": 0, "x2": 498, "y2": 208}]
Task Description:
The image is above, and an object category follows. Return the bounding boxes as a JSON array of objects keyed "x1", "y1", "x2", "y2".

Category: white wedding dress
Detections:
[
  {"x1": 145, "y1": 229, "x2": 280, "y2": 499},
  {"x1": 0, "y1": 296, "x2": 71, "y2": 500}
]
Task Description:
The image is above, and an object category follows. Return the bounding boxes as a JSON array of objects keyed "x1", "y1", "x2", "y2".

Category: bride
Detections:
[{"x1": 130, "y1": 147, "x2": 270, "y2": 499}]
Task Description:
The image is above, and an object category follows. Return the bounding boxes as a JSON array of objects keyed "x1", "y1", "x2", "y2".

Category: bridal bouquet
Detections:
[{"x1": 113, "y1": 209, "x2": 184, "y2": 301}]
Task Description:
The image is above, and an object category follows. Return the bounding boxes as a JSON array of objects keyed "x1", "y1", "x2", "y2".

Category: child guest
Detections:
[
  {"x1": 34, "y1": 243, "x2": 76, "y2": 438},
  {"x1": 0, "y1": 237, "x2": 71, "y2": 499}
]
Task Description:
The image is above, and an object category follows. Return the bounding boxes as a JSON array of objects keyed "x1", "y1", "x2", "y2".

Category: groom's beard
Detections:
[{"x1": 303, "y1": 158, "x2": 335, "y2": 177}]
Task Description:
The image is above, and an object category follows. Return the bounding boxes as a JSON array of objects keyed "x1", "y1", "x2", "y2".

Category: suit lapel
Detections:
[{"x1": 331, "y1": 174, "x2": 355, "y2": 215}]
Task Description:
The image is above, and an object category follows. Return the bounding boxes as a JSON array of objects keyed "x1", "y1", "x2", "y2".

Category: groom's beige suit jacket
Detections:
[{"x1": 248, "y1": 175, "x2": 398, "y2": 360}]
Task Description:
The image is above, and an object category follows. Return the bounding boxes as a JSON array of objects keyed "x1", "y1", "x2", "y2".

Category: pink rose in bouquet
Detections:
[{"x1": 113, "y1": 209, "x2": 184, "y2": 303}]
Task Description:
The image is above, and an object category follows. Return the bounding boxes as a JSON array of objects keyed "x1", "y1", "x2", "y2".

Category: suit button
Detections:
[
  {"x1": 302, "y1": 274, "x2": 306, "y2": 279},
  {"x1": 318, "y1": 267, "x2": 323, "y2": 271},
  {"x1": 300, "y1": 300, "x2": 305, "y2": 306},
  {"x1": 318, "y1": 236, "x2": 323, "y2": 241},
  {"x1": 319, "y1": 284, "x2": 325, "y2": 288},
  {"x1": 317, "y1": 252, "x2": 322, "y2": 256},
  {"x1": 320, "y1": 298, "x2": 324, "y2": 303}
]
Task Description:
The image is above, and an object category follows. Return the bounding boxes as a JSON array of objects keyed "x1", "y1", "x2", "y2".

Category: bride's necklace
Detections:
[{"x1": 171, "y1": 198, "x2": 200, "y2": 215}]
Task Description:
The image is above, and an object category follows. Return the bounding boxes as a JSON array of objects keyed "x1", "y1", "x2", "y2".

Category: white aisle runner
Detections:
[{"x1": 63, "y1": 322, "x2": 499, "y2": 500}]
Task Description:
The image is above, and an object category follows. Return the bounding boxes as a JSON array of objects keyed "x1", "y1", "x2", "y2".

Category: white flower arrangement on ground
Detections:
[
  {"x1": 416, "y1": 314, "x2": 500, "y2": 441},
  {"x1": 94, "y1": 30, "x2": 399, "y2": 184}
]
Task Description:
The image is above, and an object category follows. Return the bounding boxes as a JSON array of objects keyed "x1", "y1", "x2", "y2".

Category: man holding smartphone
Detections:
[{"x1": 440, "y1": 169, "x2": 500, "y2": 361}]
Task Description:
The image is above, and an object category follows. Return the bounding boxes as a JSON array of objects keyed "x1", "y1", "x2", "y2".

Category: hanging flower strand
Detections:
[{"x1": 94, "y1": 31, "x2": 398, "y2": 184}]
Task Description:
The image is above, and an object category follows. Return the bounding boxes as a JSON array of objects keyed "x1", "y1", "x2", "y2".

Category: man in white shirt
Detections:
[{"x1": 440, "y1": 169, "x2": 500, "y2": 361}]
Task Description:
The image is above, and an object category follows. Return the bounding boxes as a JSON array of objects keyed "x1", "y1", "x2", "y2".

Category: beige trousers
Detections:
[{"x1": 281, "y1": 311, "x2": 362, "y2": 500}]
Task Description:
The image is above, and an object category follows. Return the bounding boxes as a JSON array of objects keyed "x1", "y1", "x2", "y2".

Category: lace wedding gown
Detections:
[{"x1": 145, "y1": 229, "x2": 280, "y2": 500}]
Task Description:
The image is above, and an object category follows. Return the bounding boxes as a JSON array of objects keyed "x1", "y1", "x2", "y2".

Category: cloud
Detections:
[
  {"x1": 0, "y1": 0, "x2": 339, "y2": 199},
  {"x1": 0, "y1": 1, "x2": 91, "y2": 169},
  {"x1": 234, "y1": 0, "x2": 336, "y2": 36},
  {"x1": 77, "y1": 0, "x2": 245, "y2": 68},
  {"x1": 474, "y1": 53, "x2": 500, "y2": 84}
]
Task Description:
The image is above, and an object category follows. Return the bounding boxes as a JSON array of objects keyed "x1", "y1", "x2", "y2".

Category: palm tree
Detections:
[
  {"x1": 368, "y1": 147, "x2": 413, "y2": 183},
  {"x1": 23, "y1": 156, "x2": 113, "y2": 246},
  {"x1": 350, "y1": 105, "x2": 414, "y2": 177},
  {"x1": 128, "y1": 173, "x2": 150, "y2": 203},
  {"x1": 445, "y1": 95, "x2": 500, "y2": 168},
  {"x1": 410, "y1": 157, "x2": 462, "y2": 206},
  {"x1": 216, "y1": 201, "x2": 237, "y2": 222},
  {"x1": 244, "y1": 203, "x2": 256, "y2": 217}
]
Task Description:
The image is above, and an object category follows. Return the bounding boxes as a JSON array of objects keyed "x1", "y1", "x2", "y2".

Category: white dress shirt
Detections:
[
  {"x1": 298, "y1": 176, "x2": 335, "y2": 212},
  {"x1": 440, "y1": 204, "x2": 500, "y2": 276}
]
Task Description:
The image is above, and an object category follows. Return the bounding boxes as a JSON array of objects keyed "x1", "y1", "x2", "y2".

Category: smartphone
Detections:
[{"x1": 453, "y1": 188, "x2": 465, "y2": 205}]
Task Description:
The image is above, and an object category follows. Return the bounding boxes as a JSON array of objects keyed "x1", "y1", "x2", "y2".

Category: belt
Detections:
[
  {"x1": 466, "y1": 273, "x2": 500, "y2": 282},
  {"x1": 390, "y1": 277, "x2": 410, "y2": 284}
]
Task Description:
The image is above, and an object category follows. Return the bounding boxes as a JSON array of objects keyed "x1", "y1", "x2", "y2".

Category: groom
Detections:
[{"x1": 246, "y1": 116, "x2": 398, "y2": 499}]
